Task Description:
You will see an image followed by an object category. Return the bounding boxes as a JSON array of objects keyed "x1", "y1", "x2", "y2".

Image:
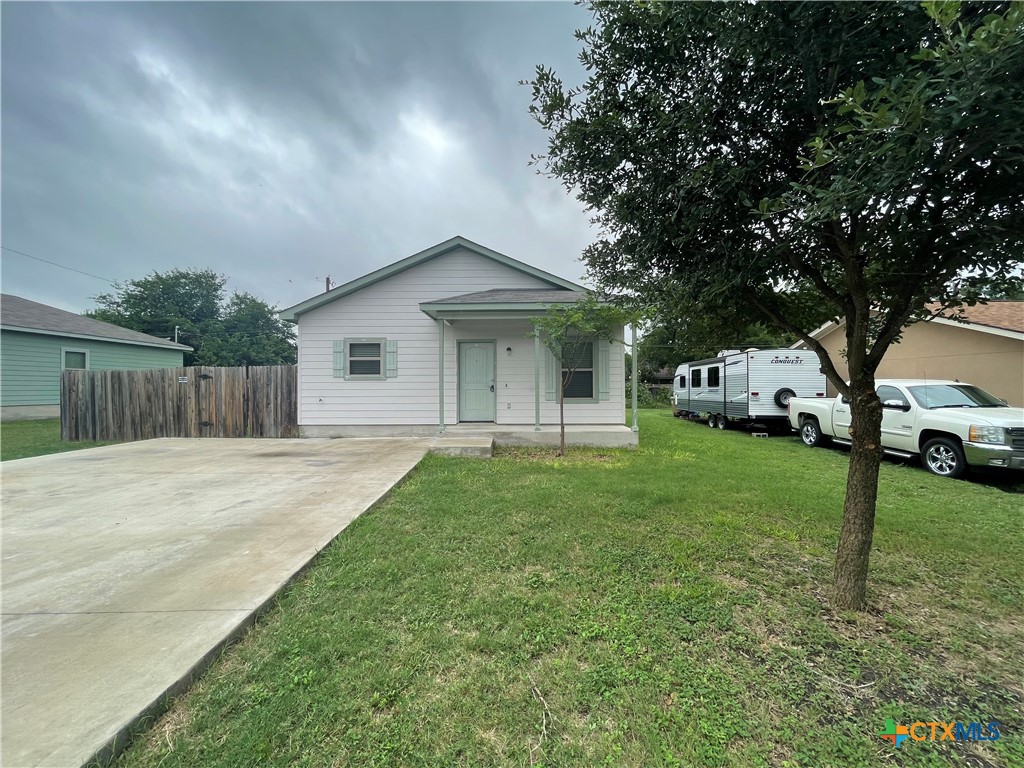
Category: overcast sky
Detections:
[{"x1": 2, "y1": 1, "x2": 595, "y2": 314}]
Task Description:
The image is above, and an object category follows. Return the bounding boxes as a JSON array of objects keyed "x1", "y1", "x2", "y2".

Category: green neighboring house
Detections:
[{"x1": 1, "y1": 294, "x2": 193, "y2": 421}]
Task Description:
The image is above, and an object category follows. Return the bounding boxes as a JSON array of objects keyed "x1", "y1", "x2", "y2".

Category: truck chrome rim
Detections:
[
  {"x1": 926, "y1": 446, "x2": 956, "y2": 474},
  {"x1": 801, "y1": 423, "x2": 817, "y2": 444}
]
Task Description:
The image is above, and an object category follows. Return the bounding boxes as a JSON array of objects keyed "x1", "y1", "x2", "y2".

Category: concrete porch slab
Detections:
[
  {"x1": 302, "y1": 424, "x2": 638, "y2": 448},
  {"x1": 428, "y1": 436, "x2": 494, "y2": 457}
]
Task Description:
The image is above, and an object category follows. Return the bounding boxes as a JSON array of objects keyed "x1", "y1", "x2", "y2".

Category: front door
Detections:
[{"x1": 458, "y1": 342, "x2": 495, "y2": 422}]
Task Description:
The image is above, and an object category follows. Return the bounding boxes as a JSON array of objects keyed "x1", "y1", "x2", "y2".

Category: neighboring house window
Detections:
[
  {"x1": 562, "y1": 340, "x2": 595, "y2": 399},
  {"x1": 62, "y1": 348, "x2": 89, "y2": 370},
  {"x1": 708, "y1": 367, "x2": 720, "y2": 387},
  {"x1": 333, "y1": 338, "x2": 397, "y2": 380},
  {"x1": 692, "y1": 369, "x2": 702, "y2": 388}
]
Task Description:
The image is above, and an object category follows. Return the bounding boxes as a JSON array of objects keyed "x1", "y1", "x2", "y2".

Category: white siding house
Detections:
[{"x1": 281, "y1": 237, "x2": 634, "y2": 443}]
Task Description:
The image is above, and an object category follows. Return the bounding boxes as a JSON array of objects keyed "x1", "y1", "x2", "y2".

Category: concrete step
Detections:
[{"x1": 427, "y1": 436, "x2": 494, "y2": 458}]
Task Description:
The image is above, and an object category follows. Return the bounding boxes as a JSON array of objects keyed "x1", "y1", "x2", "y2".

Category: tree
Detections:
[
  {"x1": 531, "y1": 1, "x2": 1024, "y2": 609},
  {"x1": 89, "y1": 269, "x2": 296, "y2": 366},
  {"x1": 205, "y1": 293, "x2": 297, "y2": 366},
  {"x1": 532, "y1": 294, "x2": 633, "y2": 455},
  {"x1": 637, "y1": 295, "x2": 800, "y2": 381}
]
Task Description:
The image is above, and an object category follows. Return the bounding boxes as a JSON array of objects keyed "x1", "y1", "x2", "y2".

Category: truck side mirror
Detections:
[{"x1": 883, "y1": 399, "x2": 911, "y2": 412}]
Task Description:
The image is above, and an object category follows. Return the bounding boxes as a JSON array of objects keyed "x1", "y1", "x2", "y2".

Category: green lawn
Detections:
[
  {"x1": 115, "y1": 410, "x2": 1021, "y2": 767},
  {"x1": 1, "y1": 418, "x2": 112, "y2": 461}
]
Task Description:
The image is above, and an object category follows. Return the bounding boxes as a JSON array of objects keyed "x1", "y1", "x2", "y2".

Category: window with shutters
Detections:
[
  {"x1": 333, "y1": 338, "x2": 397, "y2": 380},
  {"x1": 561, "y1": 340, "x2": 595, "y2": 400}
]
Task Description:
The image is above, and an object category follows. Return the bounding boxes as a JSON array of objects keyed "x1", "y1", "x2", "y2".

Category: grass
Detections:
[
  {"x1": 114, "y1": 410, "x2": 1022, "y2": 767},
  {"x1": 1, "y1": 418, "x2": 112, "y2": 461}
]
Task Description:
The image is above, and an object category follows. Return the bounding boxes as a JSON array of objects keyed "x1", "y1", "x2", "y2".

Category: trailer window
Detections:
[
  {"x1": 692, "y1": 369, "x2": 702, "y2": 387},
  {"x1": 677, "y1": 375, "x2": 686, "y2": 388},
  {"x1": 708, "y1": 367, "x2": 720, "y2": 387}
]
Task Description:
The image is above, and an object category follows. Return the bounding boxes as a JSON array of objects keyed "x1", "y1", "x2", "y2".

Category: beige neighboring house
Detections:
[{"x1": 791, "y1": 301, "x2": 1024, "y2": 406}]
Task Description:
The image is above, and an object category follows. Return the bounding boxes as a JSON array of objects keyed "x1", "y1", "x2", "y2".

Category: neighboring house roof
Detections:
[
  {"x1": 280, "y1": 236, "x2": 586, "y2": 322},
  {"x1": 1, "y1": 294, "x2": 193, "y2": 351},
  {"x1": 925, "y1": 300, "x2": 1024, "y2": 334},
  {"x1": 792, "y1": 300, "x2": 1024, "y2": 348}
]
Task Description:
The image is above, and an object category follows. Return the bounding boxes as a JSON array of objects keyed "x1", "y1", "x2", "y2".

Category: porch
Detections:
[{"x1": 300, "y1": 422, "x2": 638, "y2": 451}]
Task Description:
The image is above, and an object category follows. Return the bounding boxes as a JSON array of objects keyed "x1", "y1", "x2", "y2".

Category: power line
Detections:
[{"x1": 1, "y1": 245, "x2": 117, "y2": 285}]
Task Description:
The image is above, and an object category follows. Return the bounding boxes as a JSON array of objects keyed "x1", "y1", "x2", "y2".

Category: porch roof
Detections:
[{"x1": 419, "y1": 288, "x2": 589, "y2": 320}]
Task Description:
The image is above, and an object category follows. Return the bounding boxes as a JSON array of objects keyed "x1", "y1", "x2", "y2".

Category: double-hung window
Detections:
[
  {"x1": 562, "y1": 340, "x2": 595, "y2": 400},
  {"x1": 348, "y1": 341, "x2": 383, "y2": 377},
  {"x1": 334, "y1": 338, "x2": 397, "y2": 380}
]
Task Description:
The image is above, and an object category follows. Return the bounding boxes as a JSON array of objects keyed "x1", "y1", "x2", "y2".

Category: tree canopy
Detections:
[
  {"x1": 531, "y1": 0, "x2": 1023, "y2": 609},
  {"x1": 89, "y1": 268, "x2": 296, "y2": 366}
]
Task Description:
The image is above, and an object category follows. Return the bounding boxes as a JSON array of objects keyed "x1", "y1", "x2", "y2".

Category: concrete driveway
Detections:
[{"x1": 1, "y1": 437, "x2": 428, "y2": 768}]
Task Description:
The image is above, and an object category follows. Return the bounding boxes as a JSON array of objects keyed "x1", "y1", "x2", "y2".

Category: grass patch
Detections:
[
  {"x1": 1, "y1": 418, "x2": 112, "y2": 461},
  {"x1": 115, "y1": 411, "x2": 1022, "y2": 767}
]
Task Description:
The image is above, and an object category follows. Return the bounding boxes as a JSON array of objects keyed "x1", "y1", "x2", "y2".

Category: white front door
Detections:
[{"x1": 458, "y1": 342, "x2": 495, "y2": 422}]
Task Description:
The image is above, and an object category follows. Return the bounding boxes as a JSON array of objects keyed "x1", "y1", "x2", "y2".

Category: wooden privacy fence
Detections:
[{"x1": 61, "y1": 365, "x2": 298, "y2": 442}]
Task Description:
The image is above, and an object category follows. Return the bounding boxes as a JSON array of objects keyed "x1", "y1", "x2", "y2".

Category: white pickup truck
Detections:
[{"x1": 788, "y1": 379, "x2": 1024, "y2": 478}]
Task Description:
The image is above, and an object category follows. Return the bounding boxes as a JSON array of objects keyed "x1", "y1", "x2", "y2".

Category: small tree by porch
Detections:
[{"x1": 532, "y1": 294, "x2": 633, "y2": 455}]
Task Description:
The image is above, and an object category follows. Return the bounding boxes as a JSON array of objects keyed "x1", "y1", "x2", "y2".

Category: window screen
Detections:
[
  {"x1": 562, "y1": 341, "x2": 594, "y2": 399},
  {"x1": 63, "y1": 351, "x2": 87, "y2": 369},
  {"x1": 348, "y1": 342, "x2": 382, "y2": 376}
]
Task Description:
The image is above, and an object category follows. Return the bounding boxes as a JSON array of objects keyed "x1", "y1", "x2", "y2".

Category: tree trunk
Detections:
[
  {"x1": 833, "y1": 374, "x2": 884, "y2": 611},
  {"x1": 558, "y1": 388, "x2": 566, "y2": 456}
]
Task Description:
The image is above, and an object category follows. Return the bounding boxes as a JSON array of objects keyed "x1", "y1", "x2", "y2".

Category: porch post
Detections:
[
  {"x1": 630, "y1": 324, "x2": 639, "y2": 433},
  {"x1": 533, "y1": 327, "x2": 542, "y2": 431},
  {"x1": 437, "y1": 318, "x2": 446, "y2": 434}
]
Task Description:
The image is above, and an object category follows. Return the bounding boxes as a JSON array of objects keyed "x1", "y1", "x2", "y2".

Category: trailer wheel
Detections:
[
  {"x1": 774, "y1": 388, "x2": 796, "y2": 407},
  {"x1": 800, "y1": 418, "x2": 826, "y2": 447},
  {"x1": 717, "y1": 415, "x2": 728, "y2": 430},
  {"x1": 707, "y1": 413, "x2": 717, "y2": 428}
]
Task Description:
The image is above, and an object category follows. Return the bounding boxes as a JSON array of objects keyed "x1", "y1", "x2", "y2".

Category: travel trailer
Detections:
[{"x1": 672, "y1": 349, "x2": 827, "y2": 429}]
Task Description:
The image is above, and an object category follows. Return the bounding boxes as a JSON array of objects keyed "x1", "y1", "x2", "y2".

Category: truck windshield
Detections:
[{"x1": 908, "y1": 384, "x2": 1006, "y2": 409}]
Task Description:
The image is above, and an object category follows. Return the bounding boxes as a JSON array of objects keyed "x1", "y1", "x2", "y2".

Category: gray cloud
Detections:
[{"x1": 1, "y1": 1, "x2": 595, "y2": 313}]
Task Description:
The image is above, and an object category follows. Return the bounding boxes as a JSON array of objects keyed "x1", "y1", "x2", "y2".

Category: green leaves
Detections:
[{"x1": 88, "y1": 269, "x2": 296, "y2": 366}]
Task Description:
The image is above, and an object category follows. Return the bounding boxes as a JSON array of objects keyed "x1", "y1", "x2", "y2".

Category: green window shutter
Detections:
[
  {"x1": 333, "y1": 341, "x2": 345, "y2": 378},
  {"x1": 597, "y1": 340, "x2": 611, "y2": 401},
  {"x1": 385, "y1": 340, "x2": 398, "y2": 378},
  {"x1": 545, "y1": 346, "x2": 558, "y2": 402}
]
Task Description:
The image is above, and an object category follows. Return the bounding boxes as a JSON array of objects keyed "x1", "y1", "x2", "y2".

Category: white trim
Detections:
[
  {"x1": 2, "y1": 324, "x2": 192, "y2": 351},
  {"x1": 927, "y1": 315, "x2": 1024, "y2": 341},
  {"x1": 789, "y1": 315, "x2": 1024, "y2": 348}
]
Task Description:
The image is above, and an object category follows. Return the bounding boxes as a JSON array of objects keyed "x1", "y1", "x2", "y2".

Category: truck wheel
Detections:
[
  {"x1": 800, "y1": 418, "x2": 826, "y2": 447},
  {"x1": 922, "y1": 437, "x2": 968, "y2": 479},
  {"x1": 707, "y1": 413, "x2": 717, "y2": 428},
  {"x1": 774, "y1": 388, "x2": 796, "y2": 407}
]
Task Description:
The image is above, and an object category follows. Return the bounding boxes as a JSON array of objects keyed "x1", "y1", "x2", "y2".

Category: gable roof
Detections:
[
  {"x1": 1, "y1": 294, "x2": 193, "y2": 351},
  {"x1": 279, "y1": 236, "x2": 585, "y2": 322},
  {"x1": 792, "y1": 300, "x2": 1024, "y2": 348}
]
